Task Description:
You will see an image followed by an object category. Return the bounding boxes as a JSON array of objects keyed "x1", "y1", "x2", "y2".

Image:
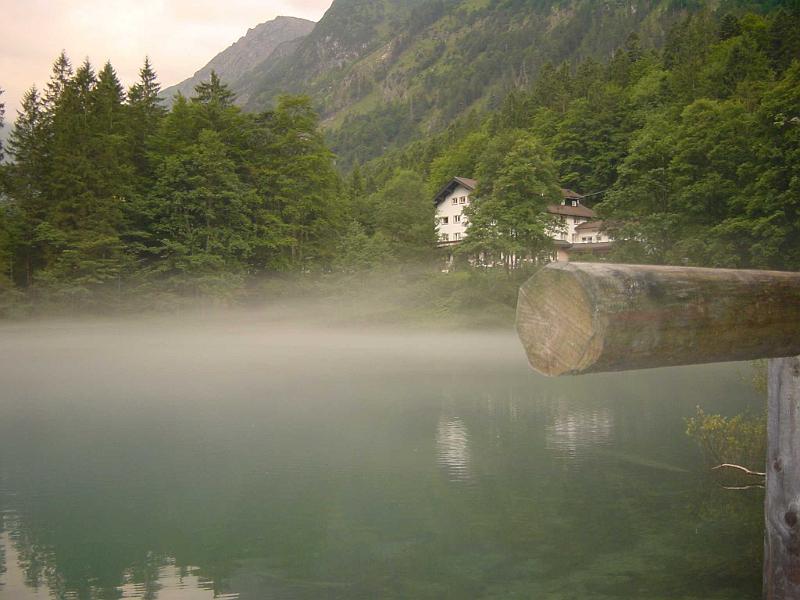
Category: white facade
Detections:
[
  {"x1": 573, "y1": 223, "x2": 611, "y2": 244},
  {"x1": 435, "y1": 183, "x2": 472, "y2": 245},
  {"x1": 549, "y1": 215, "x2": 592, "y2": 243}
]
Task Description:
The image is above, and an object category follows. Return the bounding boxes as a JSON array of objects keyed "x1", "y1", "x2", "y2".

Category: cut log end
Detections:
[{"x1": 515, "y1": 265, "x2": 602, "y2": 377}]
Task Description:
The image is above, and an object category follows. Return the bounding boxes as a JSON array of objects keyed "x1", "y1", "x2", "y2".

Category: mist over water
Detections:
[{"x1": 0, "y1": 314, "x2": 764, "y2": 599}]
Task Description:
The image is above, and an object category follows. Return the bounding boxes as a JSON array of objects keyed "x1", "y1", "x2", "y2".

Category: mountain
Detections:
[
  {"x1": 232, "y1": 0, "x2": 712, "y2": 167},
  {"x1": 175, "y1": 1, "x2": 777, "y2": 167},
  {"x1": 161, "y1": 15, "x2": 315, "y2": 103}
]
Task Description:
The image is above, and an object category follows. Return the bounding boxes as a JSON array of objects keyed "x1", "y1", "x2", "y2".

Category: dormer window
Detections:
[
  {"x1": 452, "y1": 198, "x2": 458, "y2": 205},
  {"x1": 460, "y1": 197, "x2": 466, "y2": 204}
]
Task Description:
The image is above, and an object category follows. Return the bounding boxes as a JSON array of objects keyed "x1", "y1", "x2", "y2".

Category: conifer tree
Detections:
[
  {"x1": 192, "y1": 71, "x2": 236, "y2": 108},
  {"x1": 0, "y1": 87, "x2": 5, "y2": 163},
  {"x1": 128, "y1": 57, "x2": 166, "y2": 179},
  {"x1": 43, "y1": 51, "x2": 73, "y2": 114},
  {"x1": 6, "y1": 87, "x2": 49, "y2": 285},
  {"x1": 254, "y1": 95, "x2": 341, "y2": 268},
  {"x1": 94, "y1": 61, "x2": 126, "y2": 132}
]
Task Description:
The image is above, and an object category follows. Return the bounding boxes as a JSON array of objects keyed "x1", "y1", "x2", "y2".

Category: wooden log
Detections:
[
  {"x1": 516, "y1": 262, "x2": 800, "y2": 376},
  {"x1": 765, "y1": 356, "x2": 800, "y2": 599}
]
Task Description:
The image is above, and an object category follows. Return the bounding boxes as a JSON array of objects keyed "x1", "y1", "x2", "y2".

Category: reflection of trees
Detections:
[{"x1": 0, "y1": 513, "x2": 5, "y2": 583}]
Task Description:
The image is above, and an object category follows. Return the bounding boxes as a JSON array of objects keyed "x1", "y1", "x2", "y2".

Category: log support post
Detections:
[{"x1": 766, "y1": 356, "x2": 800, "y2": 599}]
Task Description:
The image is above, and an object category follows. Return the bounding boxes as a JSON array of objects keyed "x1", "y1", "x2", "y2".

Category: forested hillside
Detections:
[
  {"x1": 0, "y1": 2, "x2": 798, "y2": 318},
  {"x1": 353, "y1": 6, "x2": 800, "y2": 271},
  {"x1": 238, "y1": 0, "x2": 780, "y2": 167}
]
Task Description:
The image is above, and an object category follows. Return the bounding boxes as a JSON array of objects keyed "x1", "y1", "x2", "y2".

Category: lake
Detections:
[{"x1": 0, "y1": 316, "x2": 763, "y2": 599}]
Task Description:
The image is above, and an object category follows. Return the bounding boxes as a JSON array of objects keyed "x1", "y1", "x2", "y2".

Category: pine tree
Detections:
[
  {"x1": 254, "y1": 95, "x2": 342, "y2": 268},
  {"x1": 0, "y1": 87, "x2": 5, "y2": 163},
  {"x1": 6, "y1": 87, "x2": 51, "y2": 285},
  {"x1": 192, "y1": 71, "x2": 236, "y2": 108},
  {"x1": 128, "y1": 57, "x2": 165, "y2": 179},
  {"x1": 94, "y1": 61, "x2": 126, "y2": 132},
  {"x1": 43, "y1": 51, "x2": 74, "y2": 113},
  {"x1": 719, "y1": 14, "x2": 742, "y2": 41}
]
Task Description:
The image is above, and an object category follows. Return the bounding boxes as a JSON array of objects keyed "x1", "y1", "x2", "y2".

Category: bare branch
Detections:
[
  {"x1": 712, "y1": 463, "x2": 766, "y2": 477},
  {"x1": 721, "y1": 484, "x2": 766, "y2": 491}
]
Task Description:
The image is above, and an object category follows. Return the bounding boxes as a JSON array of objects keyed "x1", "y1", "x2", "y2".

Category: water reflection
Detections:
[
  {"x1": 0, "y1": 510, "x2": 239, "y2": 600},
  {"x1": 118, "y1": 559, "x2": 239, "y2": 600},
  {"x1": 545, "y1": 401, "x2": 614, "y2": 461},
  {"x1": 0, "y1": 322, "x2": 767, "y2": 599},
  {"x1": 435, "y1": 415, "x2": 472, "y2": 483}
]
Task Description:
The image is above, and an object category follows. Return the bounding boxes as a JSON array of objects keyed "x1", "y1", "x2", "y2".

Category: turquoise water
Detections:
[{"x1": 0, "y1": 319, "x2": 763, "y2": 599}]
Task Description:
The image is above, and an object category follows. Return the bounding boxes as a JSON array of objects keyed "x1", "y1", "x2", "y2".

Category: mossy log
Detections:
[{"x1": 516, "y1": 262, "x2": 800, "y2": 377}]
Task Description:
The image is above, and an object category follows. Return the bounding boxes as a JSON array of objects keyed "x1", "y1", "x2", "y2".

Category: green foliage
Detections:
[
  {"x1": 458, "y1": 132, "x2": 561, "y2": 267},
  {"x1": 0, "y1": 54, "x2": 348, "y2": 310},
  {"x1": 686, "y1": 407, "x2": 766, "y2": 471},
  {"x1": 371, "y1": 169, "x2": 436, "y2": 258},
  {"x1": 0, "y1": 86, "x2": 5, "y2": 163}
]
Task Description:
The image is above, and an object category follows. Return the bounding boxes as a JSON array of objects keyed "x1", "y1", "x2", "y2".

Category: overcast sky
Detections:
[{"x1": 1, "y1": 0, "x2": 333, "y2": 122}]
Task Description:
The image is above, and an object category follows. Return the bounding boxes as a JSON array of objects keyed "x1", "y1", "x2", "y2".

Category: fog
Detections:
[{"x1": 0, "y1": 313, "x2": 524, "y2": 406}]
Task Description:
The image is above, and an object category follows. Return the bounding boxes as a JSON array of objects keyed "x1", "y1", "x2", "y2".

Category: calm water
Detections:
[{"x1": 0, "y1": 317, "x2": 763, "y2": 599}]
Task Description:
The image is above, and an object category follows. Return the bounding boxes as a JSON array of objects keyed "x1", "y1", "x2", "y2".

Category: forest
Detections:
[{"x1": 0, "y1": 6, "x2": 798, "y2": 317}]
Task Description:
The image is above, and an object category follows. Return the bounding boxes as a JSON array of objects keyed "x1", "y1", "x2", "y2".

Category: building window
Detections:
[
  {"x1": 460, "y1": 196, "x2": 466, "y2": 204},
  {"x1": 452, "y1": 198, "x2": 458, "y2": 205},
  {"x1": 453, "y1": 215, "x2": 461, "y2": 223},
  {"x1": 454, "y1": 233, "x2": 461, "y2": 241},
  {"x1": 440, "y1": 233, "x2": 449, "y2": 242},
  {"x1": 441, "y1": 216, "x2": 449, "y2": 225}
]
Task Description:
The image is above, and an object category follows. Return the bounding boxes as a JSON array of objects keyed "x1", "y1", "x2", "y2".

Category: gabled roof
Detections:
[
  {"x1": 454, "y1": 177, "x2": 477, "y2": 189},
  {"x1": 575, "y1": 220, "x2": 604, "y2": 231},
  {"x1": 433, "y1": 177, "x2": 478, "y2": 205},
  {"x1": 547, "y1": 204, "x2": 596, "y2": 218},
  {"x1": 433, "y1": 178, "x2": 589, "y2": 209}
]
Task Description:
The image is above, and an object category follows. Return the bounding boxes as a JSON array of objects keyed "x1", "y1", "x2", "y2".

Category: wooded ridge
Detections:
[{"x1": 0, "y1": 2, "x2": 797, "y2": 315}]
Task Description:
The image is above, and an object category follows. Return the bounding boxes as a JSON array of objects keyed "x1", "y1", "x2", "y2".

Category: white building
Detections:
[
  {"x1": 433, "y1": 177, "x2": 476, "y2": 246},
  {"x1": 546, "y1": 189, "x2": 613, "y2": 261},
  {"x1": 433, "y1": 178, "x2": 612, "y2": 261}
]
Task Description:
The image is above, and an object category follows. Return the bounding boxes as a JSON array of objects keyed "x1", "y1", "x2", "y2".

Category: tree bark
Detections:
[
  {"x1": 765, "y1": 356, "x2": 800, "y2": 599},
  {"x1": 516, "y1": 262, "x2": 800, "y2": 376}
]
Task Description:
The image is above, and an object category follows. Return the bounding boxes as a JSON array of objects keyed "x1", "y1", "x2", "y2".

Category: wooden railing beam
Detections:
[{"x1": 516, "y1": 262, "x2": 800, "y2": 377}]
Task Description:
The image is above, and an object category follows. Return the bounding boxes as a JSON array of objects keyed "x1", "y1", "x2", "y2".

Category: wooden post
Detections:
[
  {"x1": 766, "y1": 356, "x2": 800, "y2": 599},
  {"x1": 515, "y1": 262, "x2": 800, "y2": 599}
]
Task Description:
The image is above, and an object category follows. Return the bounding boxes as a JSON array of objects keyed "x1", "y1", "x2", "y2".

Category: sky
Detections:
[{"x1": 0, "y1": 0, "x2": 333, "y2": 122}]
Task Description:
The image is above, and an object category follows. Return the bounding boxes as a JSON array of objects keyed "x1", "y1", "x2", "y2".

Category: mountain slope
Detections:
[
  {"x1": 235, "y1": 0, "x2": 707, "y2": 166},
  {"x1": 176, "y1": 1, "x2": 777, "y2": 167},
  {"x1": 161, "y1": 15, "x2": 315, "y2": 102}
]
